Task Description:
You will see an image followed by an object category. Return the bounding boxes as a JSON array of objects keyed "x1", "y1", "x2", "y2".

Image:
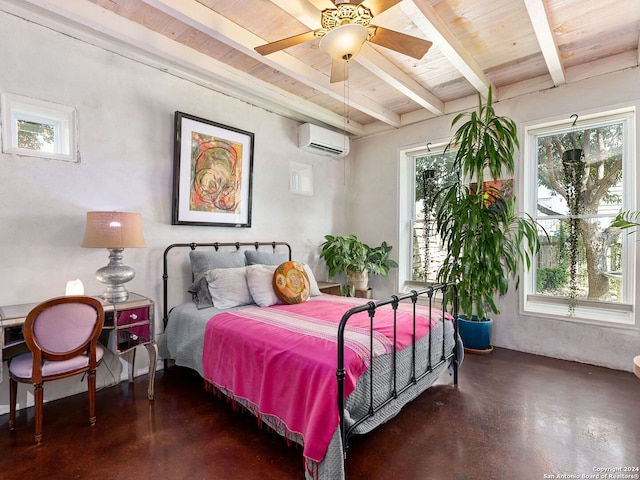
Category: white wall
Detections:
[
  {"x1": 351, "y1": 67, "x2": 640, "y2": 372},
  {"x1": 0, "y1": 11, "x2": 348, "y2": 413}
]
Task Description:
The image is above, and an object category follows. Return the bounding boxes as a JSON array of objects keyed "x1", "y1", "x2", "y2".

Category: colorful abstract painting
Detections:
[
  {"x1": 172, "y1": 112, "x2": 254, "y2": 227},
  {"x1": 189, "y1": 132, "x2": 243, "y2": 215}
]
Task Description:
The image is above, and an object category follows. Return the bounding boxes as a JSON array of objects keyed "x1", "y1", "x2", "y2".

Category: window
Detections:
[
  {"x1": 523, "y1": 109, "x2": 635, "y2": 324},
  {"x1": 1, "y1": 93, "x2": 77, "y2": 162},
  {"x1": 399, "y1": 145, "x2": 457, "y2": 289}
]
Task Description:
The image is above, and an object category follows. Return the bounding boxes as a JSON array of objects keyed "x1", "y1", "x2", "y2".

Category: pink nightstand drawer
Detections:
[
  {"x1": 116, "y1": 306, "x2": 151, "y2": 350},
  {"x1": 116, "y1": 306, "x2": 149, "y2": 327}
]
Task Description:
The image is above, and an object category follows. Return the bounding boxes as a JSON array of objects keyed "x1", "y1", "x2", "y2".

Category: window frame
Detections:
[
  {"x1": 398, "y1": 141, "x2": 453, "y2": 292},
  {"x1": 1, "y1": 92, "x2": 78, "y2": 162},
  {"x1": 522, "y1": 107, "x2": 636, "y2": 326}
]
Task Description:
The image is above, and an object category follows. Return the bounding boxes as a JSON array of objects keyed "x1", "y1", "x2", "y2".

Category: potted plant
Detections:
[
  {"x1": 319, "y1": 234, "x2": 398, "y2": 295},
  {"x1": 562, "y1": 149, "x2": 586, "y2": 315},
  {"x1": 434, "y1": 87, "x2": 541, "y2": 352}
]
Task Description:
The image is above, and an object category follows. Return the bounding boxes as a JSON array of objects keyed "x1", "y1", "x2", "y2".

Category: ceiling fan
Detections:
[{"x1": 254, "y1": 0, "x2": 432, "y2": 83}]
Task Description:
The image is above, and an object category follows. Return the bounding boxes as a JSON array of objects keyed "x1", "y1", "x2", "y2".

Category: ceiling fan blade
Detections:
[
  {"x1": 361, "y1": 0, "x2": 402, "y2": 16},
  {"x1": 255, "y1": 30, "x2": 318, "y2": 56},
  {"x1": 330, "y1": 59, "x2": 349, "y2": 83},
  {"x1": 369, "y1": 26, "x2": 432, "y2": 59}
]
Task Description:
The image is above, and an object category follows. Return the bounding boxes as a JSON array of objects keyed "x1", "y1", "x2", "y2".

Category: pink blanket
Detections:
[{"x1": 202, "y1": 296, "x2": 446, "y2": 463}]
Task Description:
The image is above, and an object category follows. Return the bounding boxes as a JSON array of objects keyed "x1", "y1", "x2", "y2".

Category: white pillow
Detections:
[
  {"x1": 204, "y1": 267, "x2": 252, "y2": 309},
  {"x1": 303, "y1": 264, "x2": 322, "y2": 297},
  {"x1": 246, "y1": 264, "x2": 281, "y2": 307}
]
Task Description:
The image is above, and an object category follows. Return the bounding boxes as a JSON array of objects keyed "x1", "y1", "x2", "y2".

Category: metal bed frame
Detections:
[
  {"x1": 161, "y1": 241, "x2": 459, "y2": 461},
  {"x1": 336, "y1": 283, "x2": 458, "y2": 456}
]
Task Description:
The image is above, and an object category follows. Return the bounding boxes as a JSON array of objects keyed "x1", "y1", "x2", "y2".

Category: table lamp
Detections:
[{"x1": 81, "y1": 211, "x2": 145, "y2": 302}]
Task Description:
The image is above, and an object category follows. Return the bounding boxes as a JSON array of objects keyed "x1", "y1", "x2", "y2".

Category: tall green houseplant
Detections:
[{"x1": 434, "y1": 88, "x2": 541, "y2": 347}]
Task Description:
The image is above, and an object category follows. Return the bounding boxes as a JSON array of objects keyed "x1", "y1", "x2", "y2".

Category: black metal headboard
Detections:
[{"x1": 162, "y1": 241, "x2": 292, "y2": 329}]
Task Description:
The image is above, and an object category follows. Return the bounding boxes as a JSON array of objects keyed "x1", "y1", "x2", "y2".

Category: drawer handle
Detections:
[{"x1": 130, "y1": 313, "x2": 138, "y2": 320}]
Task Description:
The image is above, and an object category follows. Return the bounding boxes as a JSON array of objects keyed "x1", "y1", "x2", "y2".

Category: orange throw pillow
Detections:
[{"x1": 272, "y1": 261, "x2": 310, "y2": 304}]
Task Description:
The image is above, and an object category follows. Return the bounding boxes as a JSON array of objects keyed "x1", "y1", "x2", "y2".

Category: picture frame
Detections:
[
  {"x1": 172, "y1": 111, "x2": 254, "y2": 227},
  {"x1": 470, "y1": 179, "x2": 514, "y2": 212}
]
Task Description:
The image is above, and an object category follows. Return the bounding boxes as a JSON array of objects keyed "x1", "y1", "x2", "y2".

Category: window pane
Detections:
[
  {"x1": 534, "y1": 118, "x2": 625, "y2": 305},
  {"x1": 412, "y1": 151, "x2": 457, "y2": 282},
  {"x1": 17, "y1": 120, "x2": 55, "y2": 152},
  {"x1": 536, "y1": 217, "x2": 623, "y2": 302},
  {"x1": 536, "y1": 122, "x2": 623, "y2": 218}
]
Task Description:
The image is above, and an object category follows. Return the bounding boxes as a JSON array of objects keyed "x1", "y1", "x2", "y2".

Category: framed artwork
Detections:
[
  {"x1": 172, "y1": 111, "x2": 254, "y2": 227},
  {"x1": 470, "y1": 179, "x2": 513, "y2": 210}
]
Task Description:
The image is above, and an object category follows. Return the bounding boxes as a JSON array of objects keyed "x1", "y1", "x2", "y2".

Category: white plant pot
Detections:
[{"x1": 347, "y1": 270, "x2": 369, "y2": 290}]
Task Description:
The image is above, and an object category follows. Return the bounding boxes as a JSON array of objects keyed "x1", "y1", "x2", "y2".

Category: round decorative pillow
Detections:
[{"x1": 272, "y1": 261, "x2": 310, "y2": 305}]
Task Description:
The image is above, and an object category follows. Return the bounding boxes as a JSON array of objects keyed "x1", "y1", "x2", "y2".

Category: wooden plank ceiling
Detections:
[{"x1": 2, "y1": 0, "x2": 639, "y2": 137}]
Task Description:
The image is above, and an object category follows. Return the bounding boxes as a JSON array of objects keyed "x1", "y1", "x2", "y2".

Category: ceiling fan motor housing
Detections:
[{"x1": 317, "y1": 4, "x2": 374, "y2": 39}]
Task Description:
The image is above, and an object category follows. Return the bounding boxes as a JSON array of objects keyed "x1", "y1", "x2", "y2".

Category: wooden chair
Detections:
[{"x1": 8, "y1": 296, "x2": 105, "y2": 443}]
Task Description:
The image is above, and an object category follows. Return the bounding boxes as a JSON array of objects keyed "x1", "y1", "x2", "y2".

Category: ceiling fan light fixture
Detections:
[{"x1": 319, "y1": 23, "x2": 368, "y2": 61}]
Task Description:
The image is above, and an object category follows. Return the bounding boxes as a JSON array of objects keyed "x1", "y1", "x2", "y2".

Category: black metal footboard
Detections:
[{"x1": 336, "y1": 283, "x2": 458, "y2": 457}]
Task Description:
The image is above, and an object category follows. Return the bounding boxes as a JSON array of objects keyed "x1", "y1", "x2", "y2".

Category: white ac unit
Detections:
[{"x1": 298, "y1": 123, "x2": 349, "y2": 157}]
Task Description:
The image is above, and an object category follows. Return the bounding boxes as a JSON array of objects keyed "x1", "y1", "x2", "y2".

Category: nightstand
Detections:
[
  {"x1": 98, "y1": 293, "x2": 157, "y2": 400},
  {"x1": 317, "y1": 281, "x2": 342, "y2": 296}
]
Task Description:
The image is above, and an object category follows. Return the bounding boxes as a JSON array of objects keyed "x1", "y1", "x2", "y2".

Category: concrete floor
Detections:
[{"x1": 1, "y1": 347, "x2": 638, "y2": 480}]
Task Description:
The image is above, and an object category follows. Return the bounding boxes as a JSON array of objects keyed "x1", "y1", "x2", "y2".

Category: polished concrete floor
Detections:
[{"x1": 1, "y1": 348, "x2": 638, "y2": 480}]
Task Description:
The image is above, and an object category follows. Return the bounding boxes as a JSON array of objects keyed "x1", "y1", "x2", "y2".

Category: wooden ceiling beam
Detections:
[
  {"x1": 524, "y1": 0, "x2": 566, "y2": 86},
  {"x1": 401, "y1": 0, "x2": 492, "y2": 99},
  {"x1": 356, "y1": 44, "x2": 445, "y2": 115}
]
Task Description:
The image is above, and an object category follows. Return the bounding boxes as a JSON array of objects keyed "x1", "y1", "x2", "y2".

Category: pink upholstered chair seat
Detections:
[{"x1": 9, "y1": 344, "x2": 105, "y2": 379}]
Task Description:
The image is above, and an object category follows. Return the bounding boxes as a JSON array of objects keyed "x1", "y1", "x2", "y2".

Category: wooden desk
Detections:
[
  {"x1": 0, "y1": 302, "x2": 38, "y2": 361},
  {"x1": 0, "y1": 294, "x2": 157, "y2": 400}
]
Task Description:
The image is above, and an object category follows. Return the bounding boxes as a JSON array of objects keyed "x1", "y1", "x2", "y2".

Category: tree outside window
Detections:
[{"x1": 17, "y1": 120, "x2": 55, "y2": 152}]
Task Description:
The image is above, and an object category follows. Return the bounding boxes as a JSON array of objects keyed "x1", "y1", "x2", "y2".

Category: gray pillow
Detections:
[
  {"x1": 204, "y1": 267, "x2": 252, "y2": 309},
  {"x1": 188, "y1": 250, "x2": 247, "y2": 309},
  {"x1": 188, "y1": 276, "x2": 214, "y2": 310},
  {"x1": 244, "y1": 250, "x2": 289, "y2": 266},
  {"x1": 189, "y1": 249, "x2": 246, "y2": 280}
]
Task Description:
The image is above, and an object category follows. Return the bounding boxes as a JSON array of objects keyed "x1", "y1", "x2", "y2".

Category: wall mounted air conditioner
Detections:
[{"x1": 298, "y1": 123, "x2": 349, "y2": 157}]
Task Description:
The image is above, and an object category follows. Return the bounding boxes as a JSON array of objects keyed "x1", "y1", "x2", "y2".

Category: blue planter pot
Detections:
[{"x1": 457, "y1": 315, "x2": 493, "y2": 351}]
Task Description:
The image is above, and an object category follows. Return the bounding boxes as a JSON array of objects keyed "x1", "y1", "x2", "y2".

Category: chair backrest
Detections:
[{"x1": 24, "y1": 296, "x2": 105, "y2": 367}]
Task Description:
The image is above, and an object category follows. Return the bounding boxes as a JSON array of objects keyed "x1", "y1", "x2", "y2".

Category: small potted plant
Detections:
[
  {"x1": 434, "y1": 87, "x2": 542, "y2": 352},
  {"x1": 319, "y1": 234, "x2": 398, "y2": 295}
]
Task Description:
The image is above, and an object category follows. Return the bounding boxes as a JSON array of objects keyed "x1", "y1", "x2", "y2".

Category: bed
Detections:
[{"x1": 158, "y1": 241, "x2": 461, "y2": 480}]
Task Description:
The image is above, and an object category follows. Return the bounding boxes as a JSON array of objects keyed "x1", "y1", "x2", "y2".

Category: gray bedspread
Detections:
[
  {"x1": 158, "y1": 296, "x2": 458, "y2": 480},
  {"x1": 158, "y1": 301, "x2": 232, "y2": 376}
]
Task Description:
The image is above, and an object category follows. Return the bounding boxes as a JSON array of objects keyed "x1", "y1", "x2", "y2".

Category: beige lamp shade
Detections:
[{"x1": 81, "y1": 211, "x2": 145, "y2": 249}]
